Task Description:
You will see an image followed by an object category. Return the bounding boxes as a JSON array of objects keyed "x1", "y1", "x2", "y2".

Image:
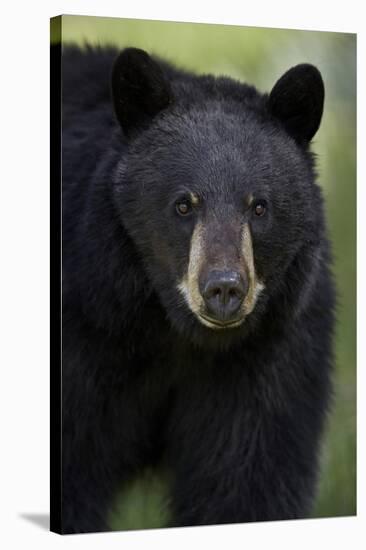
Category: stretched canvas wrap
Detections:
[{"x1": 50, "y1": 15, "x2": 356, "y2": 535}]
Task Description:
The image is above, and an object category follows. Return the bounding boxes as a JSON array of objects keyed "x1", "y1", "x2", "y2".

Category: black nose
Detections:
[{"x1": 201, "y1": 270, "x2": 247, "y2": 323}]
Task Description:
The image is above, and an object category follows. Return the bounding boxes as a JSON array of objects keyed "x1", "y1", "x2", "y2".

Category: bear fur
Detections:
[{"x1": 61, "y1": 45, "x2": 334, "y2": 533}]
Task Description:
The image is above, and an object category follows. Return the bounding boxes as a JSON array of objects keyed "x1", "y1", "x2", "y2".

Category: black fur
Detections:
[
  {"x1": 268, "y1": 63, "x2": 325, "y2": 143},
  {"x1": 61, "y1": 46, "x2": 335, "y2": 533},
  {"x1": 111, "y1": 48, "x2": 173, "y2": 133}
]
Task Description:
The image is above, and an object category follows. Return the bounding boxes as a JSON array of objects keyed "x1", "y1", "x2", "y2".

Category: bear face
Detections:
[{"x1": 111, "y1": 49, "x2": 325, "y2": 348}]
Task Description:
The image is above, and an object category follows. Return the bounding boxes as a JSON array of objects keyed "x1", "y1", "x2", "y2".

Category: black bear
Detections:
[{"x1": 60, "y1": 46, "x2": 334, "y2": 534}]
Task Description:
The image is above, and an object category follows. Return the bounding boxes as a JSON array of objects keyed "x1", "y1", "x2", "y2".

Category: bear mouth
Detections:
[{"x1": 198, "y1": 313, "x2": 245, "y2": 330}]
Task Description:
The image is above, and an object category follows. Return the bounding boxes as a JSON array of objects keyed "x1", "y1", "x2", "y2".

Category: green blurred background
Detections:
[{"x1": 57, "y1": 15, "x2": 356, "y2": 530}]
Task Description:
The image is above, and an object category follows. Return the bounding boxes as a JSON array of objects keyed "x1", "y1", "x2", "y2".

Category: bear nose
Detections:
[{"x1": 201, "y1": 270, "x2": 247, "y2": 323}]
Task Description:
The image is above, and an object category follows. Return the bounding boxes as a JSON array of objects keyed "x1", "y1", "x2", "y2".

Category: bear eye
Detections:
[
  {"x1": 253, "y1": 200, "x2": 267, "y2": 217},
  {"x1": 176, "y1": 199, "x2": 192, "y2": 216}
]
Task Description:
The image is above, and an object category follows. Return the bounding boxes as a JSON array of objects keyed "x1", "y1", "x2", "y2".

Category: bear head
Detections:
[{"x1": 111, "y1": 48, "x2": 326, "y2": 348}]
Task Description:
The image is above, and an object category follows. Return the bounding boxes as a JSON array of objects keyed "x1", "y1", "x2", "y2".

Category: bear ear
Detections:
[
  {"x1": 111, "y1": 48, "x2": 173, "y2": 135},
  {"x1": 267, "y1": 64, "x2": 324, "y2": 144}
]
